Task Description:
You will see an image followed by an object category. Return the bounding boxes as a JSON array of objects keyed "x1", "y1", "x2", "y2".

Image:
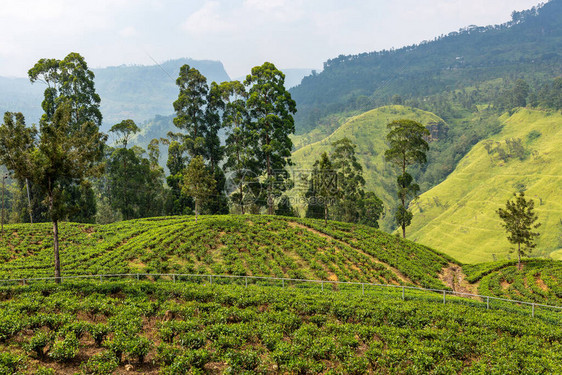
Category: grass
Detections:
[{"x1": 408, "y1": 108, "x2": 562, "y2": 263}]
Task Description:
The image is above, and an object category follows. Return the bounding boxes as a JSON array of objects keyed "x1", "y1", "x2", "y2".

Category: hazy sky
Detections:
[{"x1": 0, "y1": 0, "x2": 541, "y2": 79}]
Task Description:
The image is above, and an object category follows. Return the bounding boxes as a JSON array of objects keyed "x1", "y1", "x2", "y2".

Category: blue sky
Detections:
[{"x1": 0, "y1": 0, "x2": 541, "y2": 78}]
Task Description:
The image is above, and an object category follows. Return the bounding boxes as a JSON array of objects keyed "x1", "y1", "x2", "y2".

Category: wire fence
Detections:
[{"x1": 1, "y1": 273, "x2": 561, "y2": 319}]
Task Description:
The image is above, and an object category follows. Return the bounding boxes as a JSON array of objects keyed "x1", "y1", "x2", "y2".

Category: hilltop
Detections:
[
  {"x1": 408, "y1": 108, "x2": 562, "y2": 263},
  {"x1": 0, "y1": 215, "x2": 455, "y2": 290}
]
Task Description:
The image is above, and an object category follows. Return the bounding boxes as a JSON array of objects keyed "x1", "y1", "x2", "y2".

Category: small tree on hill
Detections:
[
  {"x1": 384, "y1": 119, "x2": 429, "y2": 238},
  {"x1": 181, "y1": 156, "x2": 216, "y2": 223},
  {"x1": 497, "y1": 192, "x2": 540, "y2": 270}
]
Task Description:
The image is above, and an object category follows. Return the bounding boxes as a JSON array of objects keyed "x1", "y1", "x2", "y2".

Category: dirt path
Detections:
[{"x1": 440, "y1": 263, "x2": 479, "y2": 297}]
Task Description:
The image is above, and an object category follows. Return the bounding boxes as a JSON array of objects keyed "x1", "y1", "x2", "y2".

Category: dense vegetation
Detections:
[
  {"x1": 0, "y1": 280, "x2": 560, "y2": 374},
  {"x1": 0, "y1": 215, "x2": 454, "y2": 290}
]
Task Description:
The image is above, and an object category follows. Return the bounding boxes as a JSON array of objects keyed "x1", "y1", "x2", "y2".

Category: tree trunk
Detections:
[
  {"x1": 517, "y1": 242, "x2": 521, "y2": 270},
  {"x1": 324, "y1": 204, "x2": 328, "y2": 226},
  {"x1": 26, "y1": 179, "x2": 33, "y2": 224},
  {"x1": 195, "y1": 199, "x2": 199, "y2": 223},
  {"x1": 402, "y1": 223, "x2": 406, "y2": 239},
  {"x1": 53, "y1": 220, "x2": 61, "y2": 283}
]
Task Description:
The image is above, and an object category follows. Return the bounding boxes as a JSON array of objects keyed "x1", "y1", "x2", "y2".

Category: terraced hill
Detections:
[
  {"x1": 0, "y1": 215, "x2": 457, "y2": 289},
  {"x1": 408, "y1": 109, "x2": 562, "y2": 263},
  {"x1": 291, "y1": 105, "x2": 446, "y2": 230}
]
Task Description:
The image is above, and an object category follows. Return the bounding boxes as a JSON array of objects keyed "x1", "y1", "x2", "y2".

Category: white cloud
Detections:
[{"x1": 182, "y1": 1, "x2": 233, "y2": 35}]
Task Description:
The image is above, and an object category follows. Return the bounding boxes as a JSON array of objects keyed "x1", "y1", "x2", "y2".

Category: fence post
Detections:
[
  {"x1": 245, "y1": 277, "x2": 248, "y2": 287},
  {"x1": 99, "y1": 275, "x2": 102, "y2": 282},
  {"x1": 487, "y1": 296, "x2": 489, "y2": 310},
  {"x1": 321, "y1": 281, "x2": 324, "y2": 291},
  {"x1": 173, "y1": 274, "x2": 176, "y2": 283},
  {"x1": 532, "y1": 303, "x2": 535, "y2": 317},
  {"x1": 282, "y1": 279, "x2": 284, "y2": 288},
  {"x1": 209, "y1": 275, "x2": 212, "y2": 285},
  {"x1": 362, "y1": 283, "x2": 364, "y2": 296},
  {"x1": 443, "y1": 291, "x2": 446, "y2": 304},
  {"x1": 402, "y1": 286, "x2": 405, "y2": 301},
  {"x1": 136, "y1": 273, "x2": 139, "y2": 281}
]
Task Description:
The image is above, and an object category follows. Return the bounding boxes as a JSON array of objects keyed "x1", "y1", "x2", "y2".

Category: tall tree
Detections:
[
  {"x1": 331, "y1": 137, "x2": 365, "y2": 223},
  {"x1": 245, "y1": 62, "x2": 296, "y2": 215},
  {"x1": 220, "y1": 81, "x2": 259, "y2": 214},
  {"x1": 385, "y1": 119, "x2": 430, "y2": 238},
  {"x1": 28, "y1": 52, "x2": 102, "y2": 128},
  {"x1": 181, "y1": 156, "x2": 216, "y2": 223},
  {"x1": 28, "y1": 52, "x2": 102, "y2": 222},
  {"x1": 497, "y1": 192, "x2": 541, "y2": 270},
  {"x1": 0, "y1": 102, "x2": 106, "y2": 281},
  {"x1": 357, "y1": 192, "x2": 384, "y2": 229},
  {"x1": 172, "y1": 64, "x2": 209, "y2": 160},
  {"x1": 110, "y1": 119, "x2": 140, "y2": 149}
]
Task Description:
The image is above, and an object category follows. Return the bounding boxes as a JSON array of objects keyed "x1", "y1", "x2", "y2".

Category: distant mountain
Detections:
[
  {"x1": 94, "y1": 58, "x2": 230, "y2": 129},
  {"x1": 0, "y1": 58, "x2": 230, "y2": 131},
  {"x1": 290, "y1": 0, "x2": 562, "y2": 134}
]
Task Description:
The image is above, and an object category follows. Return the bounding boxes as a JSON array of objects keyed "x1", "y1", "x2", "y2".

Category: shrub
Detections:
[
  {"x1": 80, "y1": 351, "x2": 119, "y2": 375},
  {"x1": 88, "y1": 323, "x2": 110, "y2": 347},
  {"x1": 178, "y1": 331, "x2": 206, "y2": 349},
  {"x1": 127, "y1": 336, "x2": 153, "y2": 363},
  {"x1": 0, "y1": 352, "x2": 25, "y2": 374},
  {"x1": 49, "y1": 331, "x2": 80, "y2": 362},
  {"x1": 24, "y1": 330, "x2": 54, "y2": 359}
]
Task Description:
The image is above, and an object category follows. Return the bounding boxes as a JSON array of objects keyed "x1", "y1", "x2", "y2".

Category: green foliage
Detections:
[
  {"x1": 0, "y1": 352, "x2": 25, "y2": 374},
  {"x1": 181, "y1": 156, "x2": 216, "y2": 221},
  {"x1": 80, "y1": 351, "x2": 119, "y2": 375},
  {"x1": 245, "y1": 62, "x2": 297, "y2": 215},
  {"x1": 49, "y1": 331, "x2": 80, "y2": 362},
  {"x1": 385, "y1": 119, "x2": 429, "y2": 237},
  {"x1": 109, "y1": 119, "x2": 139, "y2": 148},
  {"x1": 497, "y1": 192, "x2": 541, "y2": 268},
  {"x1": 24, "y1": 330, "x2": 54, "y2": 358}
]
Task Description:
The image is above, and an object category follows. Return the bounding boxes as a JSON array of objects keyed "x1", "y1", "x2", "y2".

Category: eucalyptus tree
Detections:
[
  {"x1": 385, "y1": 119, "x2": 430, "y2": 238},
  {"x1": 28, "y1": 52, "x2": 103, "y2": 222},
  {"x1": 245, "y1": 62, "x2": 296, "y2": 215},
  {"x1": 220, "y1": 80, "x2": 258, "y2": 214},
  {"x1": 0, "y1": 102, "x2": 106, "y2": 282},
  {"x1": 331, "y1": 137, "x2": 365, "y2": 223}
]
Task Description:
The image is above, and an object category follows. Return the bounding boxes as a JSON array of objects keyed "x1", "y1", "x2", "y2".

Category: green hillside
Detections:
[
  {"x1": 0, "y1": 215, "x2": 455, "y2": 289},
  {"x1": 408, "y1": 108, "x2": 562, "y2": 263},
  {"x1": 291, "y1": 105, "x2": 445, "y2": 230}
]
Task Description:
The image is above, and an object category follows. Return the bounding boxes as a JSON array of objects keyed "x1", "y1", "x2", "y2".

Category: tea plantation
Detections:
[
  {"x1": 0, "y1": 280, "x2": 561, "y2": 374},
  {"x1": 1, "y1": 215, "x2": 561, "y2": 373}
]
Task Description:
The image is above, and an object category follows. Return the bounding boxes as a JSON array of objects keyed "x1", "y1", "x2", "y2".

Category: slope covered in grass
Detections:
[
  {"x1": 408, "y1": 108, "x2": 562, "y2": 263},
  {"x1": 291, "y1": 105, "x2": 445, "y2": 230},
  {"x1": 0, "y1": 215, "x2": 455, "y2": 289},
  {"x1": 0, "y1": 280, "x2": 561, "y2": 374}
]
